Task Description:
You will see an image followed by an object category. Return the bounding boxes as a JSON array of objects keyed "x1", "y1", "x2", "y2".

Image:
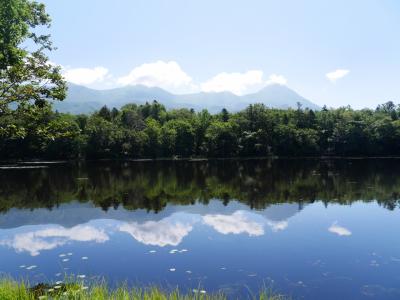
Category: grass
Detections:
[{"x1": 0, "y1": 277, "x2": 287, "y2": 300}]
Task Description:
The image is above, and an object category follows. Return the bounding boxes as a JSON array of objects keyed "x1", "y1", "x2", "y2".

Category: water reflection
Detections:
[
  {"x1": 0, "y1": 201, "x2": 296, "y2": 253},
  {"x1": 0, "y1": 222, "x2": 109, "y2": 256},
  {"x1": 119, "y1": 214, "x2": 194, "y2": 247},
  {"x1": 328, "y1": 222, "x2": 352, "y2": 236},
  {"x1": 1, "y1": 159, "x2": 400, "y2": 214},
  {"x1": 267, "y1": 220, "x2": 288, "y2": 232},
  {"x1": 203, "y1": 211, "x2": 265, "y2": 236},
  {"x1": 1, "y1": 159, "x2": 400, "y2": 299}
]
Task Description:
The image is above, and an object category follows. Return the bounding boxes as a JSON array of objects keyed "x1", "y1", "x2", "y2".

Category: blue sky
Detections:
[{"x1": 42, "y1": 0, "x2": 400, "y2": 108}]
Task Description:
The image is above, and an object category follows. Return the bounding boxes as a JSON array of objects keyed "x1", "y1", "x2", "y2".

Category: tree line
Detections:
[{"x1": 2, "y1": 100, "x2": 400, "y2": 159}]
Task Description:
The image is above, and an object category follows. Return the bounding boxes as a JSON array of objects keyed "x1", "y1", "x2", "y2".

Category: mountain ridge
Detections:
[{"x1": 54, "y1": 83, "x2": 320, "y2": 114}]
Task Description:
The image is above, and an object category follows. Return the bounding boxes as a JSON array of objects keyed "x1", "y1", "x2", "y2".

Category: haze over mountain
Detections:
[{"x1": 54, "y1": 83, "x2": 320, "y2": 114}]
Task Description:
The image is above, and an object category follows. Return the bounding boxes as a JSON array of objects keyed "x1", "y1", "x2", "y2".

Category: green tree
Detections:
[
  {"x1": 164, "y1": 119, "x2": 195, "y2": 157},
  {"x1": 205, "y1": 121, "x2": 238, "y2": 157},
  {"x1": 85, "y1": 116, "x2": 122, "y2": 158},
  {"x1": 0, "y1": 0, "x2": 66, "y2": 113},
  {"x1": 111, "y1": 107, "x2": 119, "y2": 120},
  {"x1": 0, "y1": 0, "x2": 66, "y2": 157},
  {"x1": 143, "y1": 118, "x2": 161, "y2": 157},
  {"x1": 193, "y1": 109, "x2": 212, "y2": 155},
  {"x1": 160, "y1": 125, "x2": 177, "y2": 156},
  {"x1": 220, "y1": 108, "x2": 229, "y2": 122},
  {"x1": 98, "y1": 105, "x2": 112, "y2": 121},
  {"x1": 0, "y1": 103, "x2": 53, "y2": 158},
  {"x1": 120, "y1": 105, "x2": 145, "y2": 130},
  {"x1": 45, "y1": 114, "x2": 83, "y2": 159}
]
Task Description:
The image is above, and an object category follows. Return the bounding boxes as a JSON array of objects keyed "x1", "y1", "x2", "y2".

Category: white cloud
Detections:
[
  {"x1": 117, "y1": 60, "x2": 194, "y2": 93},
  {"x1": 119, "y1": 218, "x2": 193, "y2": 247},
  {"x1": 60, "y1": 60, "x2": 287, "y2": 95},
  {"x1": 266, "y1": 74, "x2": 288, "y2": 86},
  {"x1": 0, "y1": 225, "x2": 109, "y2": 256},
  {"x1": 203, "y1": 211, "x2": 264, "y2": 236},
  {"x1": 200, "y1": 70, "x2": 264, "y2": 95},
  {"x1": 328, "y1": 222, "x2": 352, "y2": 236},
  {"x1": 326, "y1": 69, "x2": 350, "y2": 82},
  {"x1": 63, "y1": 66, "x2": 109, "y2": 85}
]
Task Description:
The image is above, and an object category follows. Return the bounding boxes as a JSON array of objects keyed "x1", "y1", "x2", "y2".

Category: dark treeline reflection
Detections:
[{"x1": 1, "y1": 159, "x2": 400, "y2": 213}]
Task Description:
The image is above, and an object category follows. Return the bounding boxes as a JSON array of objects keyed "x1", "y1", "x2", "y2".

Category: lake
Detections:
[{"x1": 0, "y1": 159, "x2": 400, "y2": 299}]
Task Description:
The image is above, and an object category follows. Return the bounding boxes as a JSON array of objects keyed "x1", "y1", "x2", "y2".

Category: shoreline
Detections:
[
  {"x1": 2, "y1": 155, "x2": 400, "y2": 166},
  {"x1": 0, "y1": 278, "x2": 285, "y2": 300}
]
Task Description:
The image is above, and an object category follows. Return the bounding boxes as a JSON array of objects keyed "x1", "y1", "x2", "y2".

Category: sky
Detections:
[{"x1": 40, "y1": 0, "x2": 400, "y2": 108}]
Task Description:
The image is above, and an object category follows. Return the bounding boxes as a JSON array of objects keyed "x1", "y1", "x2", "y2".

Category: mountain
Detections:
[
  {"x1": 53, "y1": 84, "x2": 176, "y2": 114},
  {"x1": 243, "y1": 84, "x2": 319, "y2": 110},
  {"x1": 54, "y1": 83, "x2": 320, "y2": 114}
]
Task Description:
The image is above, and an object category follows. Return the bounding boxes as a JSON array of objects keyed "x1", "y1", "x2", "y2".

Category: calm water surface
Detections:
[{"x1": 1, "y1": 159, "x2": 400, "y2": 299}]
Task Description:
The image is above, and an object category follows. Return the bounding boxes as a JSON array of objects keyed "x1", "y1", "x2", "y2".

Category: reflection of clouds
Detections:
[
  {"x1": 119, "y1": 219, "x2": 193, "y2": 247},
  {"x1": 203, "y1": 211, "x2": 264, "y2": 236},
  {"x1": 329, "y1": 222, "x2": 352, "y2": 236},
  {"x1": 0, "y1": 206, "x2": 292, "y2": 254},
  {"x1": 267, "y1": 220, "x2": 288, "y2": 232},
  {"x1": 0, "y1": 225, "x2": 109, "y2": 256}
]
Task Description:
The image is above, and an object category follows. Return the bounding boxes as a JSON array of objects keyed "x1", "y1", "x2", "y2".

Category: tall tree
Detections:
[{"x1": 0, "y1": 0, "x2": 66, "y2": 114}]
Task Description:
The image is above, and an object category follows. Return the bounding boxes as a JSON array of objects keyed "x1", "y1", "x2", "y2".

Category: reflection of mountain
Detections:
[
  {"x1": 259, "y1": 203, "x2": 304, "y2": 222},
  {"x1": 0, "y1": 202, "x2": 303, "y2": 255},
  {"x1": 0, "y1": 201, "x2": 303, "y2": 229},
  {"x1": 0, "y1": 202, "x2": 145, "y2": 229}
]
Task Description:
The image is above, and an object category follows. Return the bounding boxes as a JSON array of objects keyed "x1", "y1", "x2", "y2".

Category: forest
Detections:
[{"x1": 1, "y1": 100, "x2": 400, "y2": 159}]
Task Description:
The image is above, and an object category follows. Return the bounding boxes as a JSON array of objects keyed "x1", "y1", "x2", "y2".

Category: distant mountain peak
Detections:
[{"x1": 243, "y1": 84, "x2": 318, "y2": 110}]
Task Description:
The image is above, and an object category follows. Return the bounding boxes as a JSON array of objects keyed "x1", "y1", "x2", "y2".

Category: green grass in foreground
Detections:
[{"x1": 0, "y1": 278, "x2": 286, "y2": 300}]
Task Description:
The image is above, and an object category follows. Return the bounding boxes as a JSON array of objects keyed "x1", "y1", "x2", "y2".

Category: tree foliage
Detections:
[{"x1": 0, "y1": 0, "x2": 66, "y2": 140}]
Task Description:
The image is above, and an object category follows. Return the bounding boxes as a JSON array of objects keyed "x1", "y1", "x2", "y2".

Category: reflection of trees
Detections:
[{"x1": 1, "y1": 159, "x2": 400, "y2": 213}]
